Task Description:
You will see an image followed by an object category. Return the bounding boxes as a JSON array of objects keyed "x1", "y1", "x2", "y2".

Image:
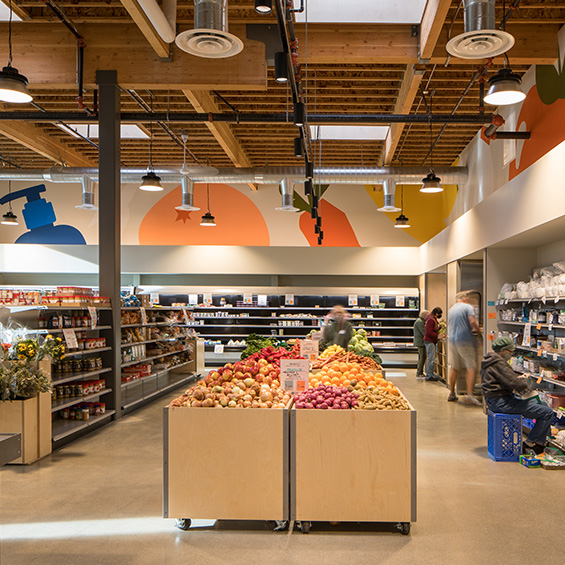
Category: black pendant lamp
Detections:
[
  {"x1": 255, "y1": 0, "x2": 272, "y2": 14},
  {"x1": 200, "y1": 182, "x2": 216, "y2": 226},
  {"x1": 274, "y1": 51, "x2": 288, "y2": 83}
]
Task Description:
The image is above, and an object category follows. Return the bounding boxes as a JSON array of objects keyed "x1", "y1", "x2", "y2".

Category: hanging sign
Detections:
[
  {"x1": 62, "y1": 328, "x2": 78, "y2": 350},
  {"x1": 395, "y1": 296, "x2": 405, "y2": 307},
  {"x1": 188, "y1": 294, "x2": 198, "y2": 306},
  {"x1": 257, "y1": 295, "x2": 267, "y2": 306},
  {"x1": 281, "y1": 358, "x2": 309, "y2": 393},
  {"x1": 300, "y1": 339, "x2": 319, "y2": 362},
  {"x1": 87, "y1": 306, "x2": 97, "y2": 329},
  {"x1": 370, "y1": 295, "x2": 380, "y2": 307},
  {"x1": 285, "y1": 294, "x2": 295, "y2": 306},
  {"x1": 243, "y1": 293, "x2": 253, "y2": 305},
  {"x1": 203, "y1": 294, "x2": 213, "y2": 305},
  {"x1": 140, "y1": 307, "x2": 147, "y2": 326},
  {"x1": 348, "y1": 294, "x2": 358, "y2": 307},
  {"x1": 522, "y1": 322, "x2": 532, "y2": 347}
]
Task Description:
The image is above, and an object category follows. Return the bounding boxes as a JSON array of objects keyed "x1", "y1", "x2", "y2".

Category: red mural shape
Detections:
[
  {"x1": 138, "y1": 183, "x2": 270, "y2": 245},
  {"x1": 299, "y1": 199, "x2": 360, "y2": 247},
  {"x1": 509, "y1": 85, "x2": 565, "y2": 180}
]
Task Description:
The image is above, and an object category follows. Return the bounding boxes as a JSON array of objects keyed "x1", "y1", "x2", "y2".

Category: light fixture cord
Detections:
[
  {"x1": 148, "y1": 92, "x2": 154, "y2": 171},
  {"x1": 206, "y1": 182, "x2": 210, "y2": 213},
  {"x1": 429, "y1": 93, "x2": 434, "y2": 173},
  {"x1": 8, "y1": 179, "x2": 13, "y2": 212},
  {"x1": 8, "y1": 0, "x2": 13, "y2": 66}
]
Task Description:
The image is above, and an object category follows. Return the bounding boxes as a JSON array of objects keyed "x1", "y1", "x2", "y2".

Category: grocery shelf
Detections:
[
  {"x1": 497, "y1": 297, "x2": 565, "y2": 305},
  {"x1": 121, "y1": 322, "x2": 173, "y2": 328},
  {"x1": 52, "y1": 410, "x2": 116, "y2": 443},
  {"x1": 51, "y1": 389, "x2": 113, "y2": 413},
  {"x1": 121, "y1": 360, "x2": 194, "y2": 389},
  {"x1": 52, "y1": 367, "x2": 112, "y2": 386},
  {"x1": 190, "y1": 305, "x2": 418, "y2": 312},
  {"x1": 121, "y1": 349, "x2": 186, "y2": 368},
  {"x1": 63, "y1": 346, "x2": 113, "y2": 357},
  {"x1": 120, "y1": 337, "x2": 182, "y2": 348},
  {"x1": 38, "y1": 325, "x2": 112, "y2": 333}
]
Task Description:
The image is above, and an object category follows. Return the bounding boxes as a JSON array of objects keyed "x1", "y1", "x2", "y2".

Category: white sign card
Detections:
[
  {"x1": 87, "y1": 306, "x2": 97, "y2": 329},
  {"x1": 214, "y1": 343, "x2": 224, "y2": 354},
  {"x1": 62, "y1": 328, "x2": 78, "y2": 350},
  {"x1": 310, "y1": 331, "x2": 322, "y2": 341},
  {"x1": 370, "y1": 295, "x2": 380, "y2": 307},
  {"x1": 300, "y1": 339, "x2": 319, "y2": 362},
  {"x1": 257, "y1": 294, "x2": 267, "y2": 306},
  {"x1": 348, "y1": 294, "x2": 358, "y2": 307},
  {"x1": 395, "y1": 296, "x2": 405, "y2": 307},
  {"x1": 203, "y1": 293, "x2": 213, "y2": 305},
  {"x1": 522, "y1": 322, "x2": 532, "y2": 347},
  {"x1": 188, "y1": 294, "x2": 198, "y2": 305},
  {"x1": 280, "y1": 358, "x2": 309, "y2": 393},
  {"x1": 140, "y1": 307, "x2": 147, "y2": 326},
  {"x1": 285, "y1": 294, "x2": 295, "y2": 306},
  {"x1": 243, "y1": 293, "x2": 253, "y2": 305},
  {"x1": 150, "y1": 292, "x2": 159, "y2": 305}
]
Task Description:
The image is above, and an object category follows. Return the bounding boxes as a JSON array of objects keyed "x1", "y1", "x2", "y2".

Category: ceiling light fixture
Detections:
[
  {"x1": 421, "y1": 91, "x2": 443, "y2": 193},
  {"x1": 200, "y1": 182, "x2": 216, "y2": 226},
  {"x1": 294, "y1": 137, "x2": 303, "y2": 158},
  {"x1": 139, "y1": 93, "x2": 163, "y2": 192},
  {"x1": 0, "y1": 0, "x2": 32, "y2": 104},
  {"x1": 304, "y1": 179, "x2": 313, "y2": 196},
  {"x1": 484, "y1": 67, "x2": 525, "y2": 106},
  {"x1": 254, "y1": 0, "x2": 272, "y2": 14},
  {"x1": 274, "y1": 51, "x2": 288, "y2": 83},
  {"x1": 293, "y1": 101, "x2": 305, "y2": 127},
  {"x1": 1, "y1": 181, "x2": 18, "y2": 225},
  {"x1": 394, "y1": 186, "x2": 410, "y2": 229}
]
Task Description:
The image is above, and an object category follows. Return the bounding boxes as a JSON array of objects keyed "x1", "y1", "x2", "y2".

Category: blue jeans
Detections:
[
  {"x1": 425, "y1": 341, "x2": 437, "y2": 379},
  {"x1": 485, "y1": 395, "x2": 554, "y2": 445}
]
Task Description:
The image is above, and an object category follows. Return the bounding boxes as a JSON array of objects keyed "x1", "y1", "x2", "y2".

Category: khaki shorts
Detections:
[{"x1": 449, "y1": 342, "x2": 477, "y2": 371}]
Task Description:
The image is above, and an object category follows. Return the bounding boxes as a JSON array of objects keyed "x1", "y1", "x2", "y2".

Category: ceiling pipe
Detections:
[
  {"x1": 138, "y1": 0, "x2": 177, "y2": 43},
  {"x1": 0, "y1": 166, "x2": 468, "y2": 186},
  {"x1": 377, "y1": 179, "x2": 401, "y2": 212}
]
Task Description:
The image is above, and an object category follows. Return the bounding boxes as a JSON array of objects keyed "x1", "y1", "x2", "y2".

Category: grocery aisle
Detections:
[{"x1": 1, "y1": 373, "x2": 564, "y2": 565}]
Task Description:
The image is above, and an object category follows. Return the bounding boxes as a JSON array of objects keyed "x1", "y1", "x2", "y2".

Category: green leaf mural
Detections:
[
  {"x1": 536, "y1": 48, "x2": 565, "y2": 105},
  {"x1": 292, "y1": 184, "x2": 330, "y2": 213}
]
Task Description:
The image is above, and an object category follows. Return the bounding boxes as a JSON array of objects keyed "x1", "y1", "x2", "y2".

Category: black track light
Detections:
[
  {"x1": 254, "y1": 0, "x2": 272, "y2": 14},
  {"x1": 312, "y1": 194, "x2": 319, "y2": 209},
  {"x1": 305, "y1": 161, "x2": 314, "y2": 180},
  {"x1": 304, "y1": 179, "x2": 313, "y2": 196},
  {"x1": 314, "y1": 224, "x2": 321, "y2": 234},
  {"x1": 316, "y1": 216, "x2": 322, "y2": 228},
  {"x1": 293, "y1": 101, "x2": 305, "y2": 126},
  {"x1": 310, "y1": 206, "x2": 317, "y2": 219},
  {"x1": 294, "y1": 137, "x2": 303, "y2": 158},
  {"x1": 274, "y1": 51, "x2": 288, "y2": 83}
]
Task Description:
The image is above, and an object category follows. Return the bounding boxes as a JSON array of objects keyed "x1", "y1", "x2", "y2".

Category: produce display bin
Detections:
[
  {"x1": 163, "y1": 404, "x2": 289, "y2": 523},
  {"x1": 290, "y1": 395, "x2": 416, "y2": 533}
]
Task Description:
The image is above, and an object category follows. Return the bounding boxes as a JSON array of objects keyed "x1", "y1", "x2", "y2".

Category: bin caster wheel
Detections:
[
  {"x1": 397, "y1": 522, "x2": 410, "y2": 535},
  {"x1": 298, "y1": 521, "x2": 311, "y2": 534},
  {"x1": 176, "y1": 518, "x2": 191, "y2": 531}
]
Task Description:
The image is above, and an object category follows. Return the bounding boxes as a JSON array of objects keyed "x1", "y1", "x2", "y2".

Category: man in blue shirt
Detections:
[{"x1": 447, "y1": 292, "x2": 481, "y2": 405}]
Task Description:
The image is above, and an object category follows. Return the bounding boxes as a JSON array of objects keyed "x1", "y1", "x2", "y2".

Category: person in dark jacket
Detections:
[
  {"x1": 321, "y1": 305, "x2": 354, "y2": 349},
  {"x1": 413, "y1": 310, "x2": 429, "y2": 378},
  {"x1": 481, "y1": 336, "x2": 554, "y2": 455},
  {"x1": 423, "y1": 307, "x2": 442, "y2": 381}
]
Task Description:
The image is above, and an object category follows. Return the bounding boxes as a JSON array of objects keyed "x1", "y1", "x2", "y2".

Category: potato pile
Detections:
[{"x1": 353, "y1": 384, "x2": 410, "y2": 411}]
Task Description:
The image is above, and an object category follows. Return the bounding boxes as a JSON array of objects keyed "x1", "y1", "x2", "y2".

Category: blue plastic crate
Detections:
[
  {"x1": 488, "y1": 411, "x2": 522, "y2": 462},
  {"x1": 522, "y1": 417, "x2": 535, "y2": 429}
]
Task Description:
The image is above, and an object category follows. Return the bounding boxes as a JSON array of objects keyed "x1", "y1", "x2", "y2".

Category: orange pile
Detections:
[{"x1": 309, "y1": 360, "x2": 395, "y2": 391}]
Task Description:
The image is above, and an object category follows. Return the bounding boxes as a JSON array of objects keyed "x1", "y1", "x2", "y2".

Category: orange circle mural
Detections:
[{"x1": 139, "y1": 183, "x2": 270, "y2": 245}]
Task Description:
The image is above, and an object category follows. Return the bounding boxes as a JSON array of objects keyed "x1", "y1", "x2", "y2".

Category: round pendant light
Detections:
[
  {"x1": 394, "y1": 213, "x2": 411, "y2": 229},
  {"x1": 420, "y1": 172, "x2": 443, "y2": 193},
  {"x1": 139, "y1": 172, "x2": 163, "y2": 191},
  {"x1": 255, "y1": 0, "x2": 272, "y2": 14},
  {"x1": 200, "y1": 211, "x2": 216, "y2": 226},
  {"x1": 1, "y1": 209, "x2": 19, "y2": 225},
  {"x1": 0, "y1": 65, "x2": 32, "y2": 103},
  {"x1": 484, "y1": 68, "x2": 526, "y2": 106}
]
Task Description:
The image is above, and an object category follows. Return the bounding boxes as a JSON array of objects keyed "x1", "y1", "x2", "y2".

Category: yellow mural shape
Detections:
[{"x1": 364, "y1": 181, "x2": 458, "y2": 243}]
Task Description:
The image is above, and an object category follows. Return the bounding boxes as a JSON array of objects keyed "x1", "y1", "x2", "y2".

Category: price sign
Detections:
[
  {"x1": 348, "y1": 294, "x2": 358, "y2": 307},
  {"x1": 140, "y1": 307, "x2": 147, "y2": 326},
  {"x1": 87, "y1": 306, "x2": 97, "y2": 329},
  {"x1": 150, "y1": 292, "x2": 159, "y2": 305},
  {"x1": 214, "y1": 343, "x2": 224, "y2": 354},
  {"x1": 243, "y1": 293, "x2": 253, "y2": 305},
  {"x1": 310, "y1": 330, "x2": 322, "y2": 341},
  {"x1": 188, "y1": 294, "x2": 198, "y2": 305},
  {"x1": 537, "y1": 350, "x2": 542, "y2": 357},
  {"x1": 488, "y1": 312, "x2": 496, "y2": 319},
  {"x1": 280, "y1": 358, "x2": 309, "y2": 393},
  {"x1": 62, "y1": 328, "x2": 78, "y2": 350},
  {"x1": 522, "y1": 322, "x2": 532, "y2": 347},
  {"x1": 285, "y1": 294, "x2": 295, "y2": 306},
  {"x1": 537, "y1": 322, "x2": 542, "y2": 330},
  {"x1": 182, "y1": 307, "x2": 190, "y2": 325},
  {"x1": 257, "y1": 295, "x2": 267, "y2": 306},
  {"x1": 370, "y1": 295, "x2": 380, "y2": 307},
  {"x1": 203, "y1": 294, "x2": 212, "y2": 305},
  {"x1": 488, "y1": 301, "x2": 495, "y2": 307},
  {"x1": 300, "y1": 339, "x2": 319, "y2": 362},
  {"x1": 395, "y1": 296, "x2": 405, "y2": 307}
]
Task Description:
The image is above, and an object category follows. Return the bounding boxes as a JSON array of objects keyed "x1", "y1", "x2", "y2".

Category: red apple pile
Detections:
[{"x1": 243, "y1": 343, "x2": 303, "y2": 365}]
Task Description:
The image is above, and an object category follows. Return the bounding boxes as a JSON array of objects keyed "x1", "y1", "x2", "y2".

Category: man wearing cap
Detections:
[{"x1": 481, "y1": 336, "x2": 554, "y2": 455}]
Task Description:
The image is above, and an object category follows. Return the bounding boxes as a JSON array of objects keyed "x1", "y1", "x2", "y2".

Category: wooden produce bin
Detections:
[
  {"x1": 291, "y1": 398, "x2": 416, "y2": 531},
  {"x1": 164, "y1": 405, "x2": 289, "y2": 522}
]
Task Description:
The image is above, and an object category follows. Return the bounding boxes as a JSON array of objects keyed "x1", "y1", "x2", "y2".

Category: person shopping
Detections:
[
  {"x1": 481, "y1": 336, "x2": 554, "y2": 455},
  {"x1": 321, "y1": 305, "x2": 354, "y2": 349},
  {"x1": 413, "y1": 310, "x2": 429, "y2": 379},
  {"x1": 423, "y1": 307, "x2": 442, "y2": 381}
]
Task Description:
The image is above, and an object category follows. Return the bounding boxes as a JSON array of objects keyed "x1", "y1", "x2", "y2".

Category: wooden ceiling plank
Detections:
[
  {"x1": 119, "y1": 0, "x2": 170, "y2": 58},
  {"x1": 0, "y1": 122, "x2": 96, "y2": 167},
  {"x1": 420, "y1": 0, "x2": 452, "y2": 60},
  {"x1": 183, "y1": 89, "x2": 257, "y2": 190}
]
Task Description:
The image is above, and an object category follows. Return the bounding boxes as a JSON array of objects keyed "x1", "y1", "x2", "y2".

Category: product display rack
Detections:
[{"x1": 120, "y1": 307, "x2": 199, "y2": 414}]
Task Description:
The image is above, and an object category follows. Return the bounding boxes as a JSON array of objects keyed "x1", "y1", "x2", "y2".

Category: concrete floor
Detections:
[{"x1": 1, "y1": 371, "x2": 564, "y2": 565}]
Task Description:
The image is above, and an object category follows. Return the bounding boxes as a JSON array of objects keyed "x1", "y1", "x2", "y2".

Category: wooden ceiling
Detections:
[{"x1": 0, "y1": 0, "x2": 562, "y2": 172}]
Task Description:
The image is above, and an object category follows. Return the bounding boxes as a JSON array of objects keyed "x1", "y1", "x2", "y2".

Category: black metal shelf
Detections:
[
  {"x1": 63, "y1": 346, "x2": 113, "y2": 357},
  {"x1": 52, "y1": 367, "x2": 112, "y2": 386},
  {"x1": 121, "y1": 349, "x2": 187, "y2": 368},
  {"x1": 52, "y1": 410, "x2": 116, "y2": 443},
  {"x1": 51, "y1": 389, "x2": 113, "y2": 413}
]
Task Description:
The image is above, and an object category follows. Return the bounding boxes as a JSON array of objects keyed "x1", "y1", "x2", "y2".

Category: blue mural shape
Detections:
[{"x1": 0, "y1": 184, "x2": 85, "y2": 244}]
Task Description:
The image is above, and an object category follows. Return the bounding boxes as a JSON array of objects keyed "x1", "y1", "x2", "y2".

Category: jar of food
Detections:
[
  {"x1": 62, "y1": 408, "x2": 69, "y2": 419},
  {"x1": 82, "y1": 408, "x2": 90, "y2": 421},
  {"x1": 95, "y1": 357, "x2": 103, "y2": 369}
]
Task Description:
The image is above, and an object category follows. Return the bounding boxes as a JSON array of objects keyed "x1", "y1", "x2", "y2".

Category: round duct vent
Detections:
[
  {"x1": 175, "y1": 28, "x2": 243, "y2": 58},
  {"x1": 446, "y1": 29, "x2": 514, "y2": 59}
]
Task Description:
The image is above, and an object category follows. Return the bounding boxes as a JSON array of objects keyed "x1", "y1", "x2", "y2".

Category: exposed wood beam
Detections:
[
  {"x1": 0, "y1": 0, "x2": 30, "y2": 21},
  {"x1": 0, "y1": 122, "x2": 97, "y2": 167},
  {"x1": 120, "y1": 0, "x2": 169, "y2": 58},
  {"x1": 419, "y1": 0, "x2": 452, "y2": 60},
  {"x1": 183, "y1": 90, "x2": 257, "y2": 190},
  {"x1": 4, "y1": 23, "x2": 267, "y2": 90},
  {"x1": 380, "y1": 65, "x2": 425, "y2": 166}
]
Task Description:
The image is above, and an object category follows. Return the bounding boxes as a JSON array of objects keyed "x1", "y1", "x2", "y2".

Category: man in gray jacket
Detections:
[
  {"x1": 413, "y1": 310, "x2": 429, "y2": 378},
  {"x1": 481, "y1": 336, "x2": 554, "y2": 455}
]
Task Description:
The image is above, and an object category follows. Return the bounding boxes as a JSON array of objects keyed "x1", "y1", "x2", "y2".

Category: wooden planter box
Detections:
[
  {"x1": 291, "y1": 397, "x2": 417, "y2": 525},
  {"x1": 164, "y1": 405, "x2": 289, "y2": 522}
]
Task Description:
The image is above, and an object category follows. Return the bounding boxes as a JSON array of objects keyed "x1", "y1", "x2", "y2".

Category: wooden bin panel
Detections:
[
  {"x1": 292, "y1": 407, "x2": 416, "y2": 523},
  {"x1": 165, "y1": 406, "x2": 288, "y2": 521}
]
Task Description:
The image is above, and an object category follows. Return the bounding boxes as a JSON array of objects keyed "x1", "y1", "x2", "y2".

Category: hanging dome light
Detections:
[
  {"x1": 139, "y1": 172, "x2": 163, "y2": 191},
  {"x1": 484, "y1": 68, "x2": 526, "y2": 106},
  {"x1": 1, "y1": 209, "x2": 19, "y2": 225},
  {"x1": 254, "y1": 0, "x2": 272, "y2": 14},
  {"x1": 200, "y1": 211, "x2": 216, "y2": 226},
  {"x1": 420, "y1": 172, "x2": 443, "y2": 193},
  {"x1": 0, "y1": 65, "x2": 32, "y2": 103},
  {"x1": 394, "y1": 213, "x2": 410, "y2": 229}
]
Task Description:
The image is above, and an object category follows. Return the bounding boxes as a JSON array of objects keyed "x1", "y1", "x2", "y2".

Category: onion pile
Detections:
[{"x1": 294, "y1": 384, "x2": 359, "y2": 410}]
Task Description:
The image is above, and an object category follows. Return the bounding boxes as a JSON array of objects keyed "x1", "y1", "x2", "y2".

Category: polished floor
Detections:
[{"x1": 2, "y1": 371, "x2": 564, "y2": 565}]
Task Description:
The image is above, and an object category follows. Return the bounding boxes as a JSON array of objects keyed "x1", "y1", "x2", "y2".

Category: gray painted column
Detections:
[{"x1": 97, "y1": 70, "x2": 122, "y2": 418}]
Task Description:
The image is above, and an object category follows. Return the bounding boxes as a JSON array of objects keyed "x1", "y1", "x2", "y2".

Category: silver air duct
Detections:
[
  {"x1": 0, "y1": 166, "x2": 468, "y2": 185},
  {"x1": 75, "y1": 176, "x2": 98, "y2": 210},
  {"x1": 377, "y1": 179, "x2": 401, "y2": 212},
  {"x1": 275, "y1": 178, "x2": 299, "y2": 212},
  {"x1": 446, "y1": 0, "x2": 514, "y2": 60},
  {"x1": 175, "y1": 0, "x2": 244, "y2": 58},
  {"x1": 175, "y1": 177, "x2": 200, "y2": 211}
]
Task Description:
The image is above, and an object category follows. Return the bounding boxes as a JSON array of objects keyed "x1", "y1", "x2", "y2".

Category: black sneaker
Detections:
[{"x1": 523, "y1": 442, "x2": 546, "y2": 455}]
